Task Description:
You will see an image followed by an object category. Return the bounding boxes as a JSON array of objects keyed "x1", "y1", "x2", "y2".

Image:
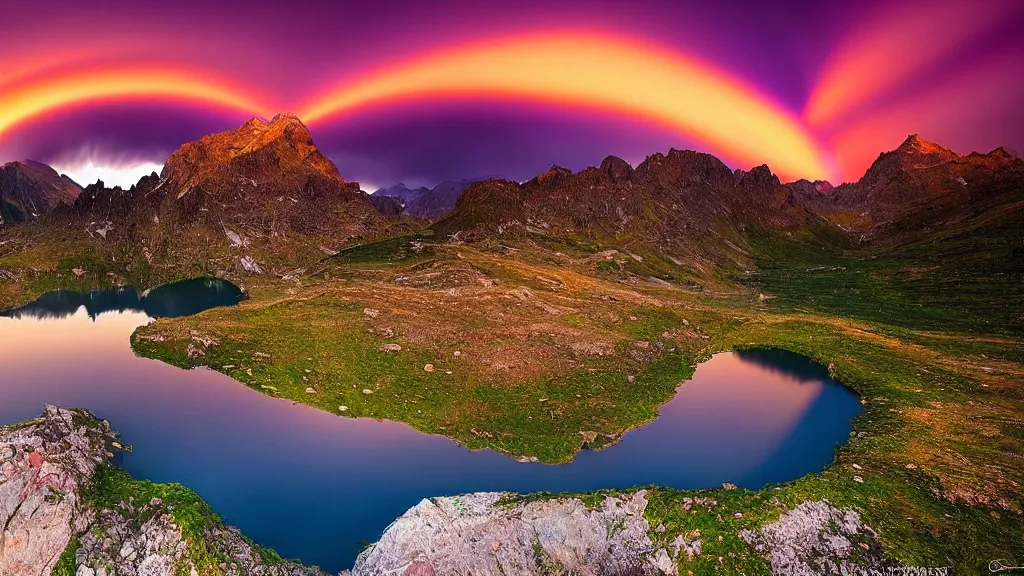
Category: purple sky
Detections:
[{"x1": 2, "y1": 0, "x2": 1022, "y2": 189}]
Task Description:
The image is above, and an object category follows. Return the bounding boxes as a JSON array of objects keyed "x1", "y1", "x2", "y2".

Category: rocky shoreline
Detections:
[
  {"x1": 0, "y1": 406, "x2": 901, "y2": 576},
  {"x1": 0, "y1": 406, "x2": 323, "y2": 576},
  {"x1": 0, "y1": 406, "x2": 111, "y2": 575}
]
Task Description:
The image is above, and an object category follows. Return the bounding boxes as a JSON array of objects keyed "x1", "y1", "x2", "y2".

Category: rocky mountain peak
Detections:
[
  {"x1": 635, "y1": 149, "x2": 734, "y2": 186},
  {"x1": 161, "y1": 112, "x2": 343, "y2": 195},
  {"x1": 849, "y1": 134, "x2": 961, "y2": 195},
  {"x1": 897, "y1": 133, "x2": 955, "y2": 156},
  {"x1": 737, "y1": 164, "x2": 781, "y2": 190},
  {"x1": 530, "y1": 165, "x2": 575, "y2": 189},
  {"x1": 599, "y1": 155, "x2": 633, "y2": 182},
  {"x1": 975, "y1": 146, "x2": 1023, "y2": 165},
  {"x1": 881, "y1": 134, "x2": 959, "y2": 171},
  {"x1": 0, "y1": 159, "x2": 82, "y2": 224}
]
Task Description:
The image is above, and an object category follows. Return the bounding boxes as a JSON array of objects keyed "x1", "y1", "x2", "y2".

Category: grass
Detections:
[
  {"x1": 133, "y1": 252, "x2": 702, "y2": 462},
  {"x1": 5, "y1": 208, "x2": 1023, "y2": 573},
  {"x1": 125, "y1": 225, "x2": 1024, "y2": 574},
  {"x1": 52, "y1": 535, "x2": 79, "y2": 576},
  {"x1": 749, "y1": 207, "x2": 1024, "y2": 335},
  {"x1": 73, "y1": 464, "x2": 289, "y2": 575},
  {"x1": 0, "y1": 226, "x2": 212, "y2": 310}
]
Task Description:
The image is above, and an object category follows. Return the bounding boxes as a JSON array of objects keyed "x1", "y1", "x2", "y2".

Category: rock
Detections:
[
  {"x1": 1, "y1": 407, "x2": 328, "y2": 576},
  {"x1": 72, "y1": 267, "x2": 86, "y2": 278},
  {"x1": 363, "y1": 308, "x2": 380, "y2": 318},
  {"x1": 239, "y1": 256, "x2": 263, "y2": 274},
  {"x1": 362, "y1": 389, "x2": 374, "y2": 395},
  {"x1": 76, "y1": 492, "x2": 326, "y2": 576},
  {"x1": 349, "y1": 490, "x2": 677, "y2": 575},
  {"x1": 453, "y1": 351, "x2": 462, "y2": 357},
  {"x1": 740, "y1": 500, "x2": 897, "y2": 576},
  {"x1": 669, "y1": 531, "x2": 702, "y2": 559},
  {"x1": 305, "y1": 387, "x2": 317, "y2": 394},
  {"x1": 424, "y1": 364, "x2": 436, "y2": 373},
  {"x1": 734, "y1": 513, "x2": 744, "y2": 519},
  {"x1": 852, "y1": 464, "x2": 862, "y2": 470},
  {"x1": 627, "y1": 375, "x2": 636, "y2": 384},
  {"x1": 0, "y1": 406, "x2": 115, "y2": 576},
  {"x1": 722, "y1": 483, "x2": 737, "y2": 490},
  {"x1": 853, "y1": 476, "x2": 864, "y2": 483},
  {"x1": 224, "y1": 228, "x2": 249, "y2": 248},
  {"x1": 190, "y1": 333, "x2": 220, "y2": 348},
  {"x1": 338, "y1": 405, "x2": 349, "y2": 412},
  {"x1": 379, "y1": 343, "x2": 402, "y2": 352}
]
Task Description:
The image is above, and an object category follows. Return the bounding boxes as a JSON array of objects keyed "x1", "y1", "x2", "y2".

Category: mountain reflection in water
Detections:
[{"x1": 1, "y1": 278, "x2": 244, "y2": 320}]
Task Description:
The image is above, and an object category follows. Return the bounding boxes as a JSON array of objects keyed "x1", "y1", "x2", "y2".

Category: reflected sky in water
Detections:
[{"x1": 0, "y1": 289, "x2": 860, "y2": 572}]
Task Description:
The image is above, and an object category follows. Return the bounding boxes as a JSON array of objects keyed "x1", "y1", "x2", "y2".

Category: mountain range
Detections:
[
  {"x1": 370, "y1": 178, "x2": 494, "y2": 220},
  {"x1": 1, "y1": 114, "x2": 1021, "y2": 279},
  {"x1": 33, "y1": 114, "x2": 389, "y2": 274}
]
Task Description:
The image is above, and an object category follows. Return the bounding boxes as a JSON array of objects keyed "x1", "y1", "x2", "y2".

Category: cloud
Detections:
[{"x1": 54, "y1": 158, "x2": 165, "y2": 189}]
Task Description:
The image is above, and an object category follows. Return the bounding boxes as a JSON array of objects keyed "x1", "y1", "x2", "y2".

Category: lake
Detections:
[{"x1": 0, "y1": 281, "x2": 862, "y2": 573}]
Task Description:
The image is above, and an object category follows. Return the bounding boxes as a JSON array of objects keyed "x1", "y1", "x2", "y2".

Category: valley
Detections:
[{"x1": 1, "y1": 114, "x2": 1022, "y2": 575}]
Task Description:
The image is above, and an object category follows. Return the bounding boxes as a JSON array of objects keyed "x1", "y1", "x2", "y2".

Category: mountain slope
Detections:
[
  {"x1": 432, "y1": 136, "x2": 1024, "y2": 280},
  {"x1": 372, "y1": 178, "x2": 489, "y2": 219},
  {"x1": 433, "y1": 150, "x2": 825, "y2": 282},
  {"x1": 65, "y1": 114, "x2": 388, "y2": 274},
  {"x1": 0, "y1": 160, "x2": 81, "y2": 224},
  {"x1": 796, "y1": 135, "x2": 1024, "y2": 240}
]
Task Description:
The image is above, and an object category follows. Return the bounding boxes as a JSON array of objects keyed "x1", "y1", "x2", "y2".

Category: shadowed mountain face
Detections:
[
  {"x1": 371, "y1": 178, "x2": 491, "y2": 219},
  {"x1": 53, "y1": 114, "x2": 389, "y2": 273},
  {"x1": 433, "y1": 150, "x2": 820, "y2": 275},
  {"x1": 9, "y1": 129, "x2": 1023, "y2": 282},
  {"x1": 435, "y1": 136, "x2": 1024, "y2": 266},
  {"x1": 368, "y1": 194, "x2": 404, "y2": 217},
  {"x1": 0, "y1": 160, "x2": 81, "y2": 224}
]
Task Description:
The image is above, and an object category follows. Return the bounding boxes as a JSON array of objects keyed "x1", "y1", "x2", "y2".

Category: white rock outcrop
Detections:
[
  {"x1": 740, "y1": 500, "x2": 894, "y2": 576},
  {"x1": 1, "y1": 406, "x2": 326, "y2": 576},
  {"x1": 0, "y1": 405, "x2": 114, "y2": 576},
  {"x1": 345, "y1": 490, "x2": 676, "y2": 576}
]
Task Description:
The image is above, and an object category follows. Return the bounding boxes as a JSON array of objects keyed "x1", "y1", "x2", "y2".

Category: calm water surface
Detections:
[{"x1": 0, "y1": 283, "x2": 861, "y2": 572}]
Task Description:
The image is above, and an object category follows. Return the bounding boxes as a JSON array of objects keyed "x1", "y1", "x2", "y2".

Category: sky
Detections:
[{"x1": 1, "y1": 0, "x2": 1022, "y2": 190}]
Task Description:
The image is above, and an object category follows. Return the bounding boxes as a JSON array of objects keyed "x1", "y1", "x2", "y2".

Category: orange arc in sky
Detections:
[
  {"x1": 804, "y1": 0, "x2": 1020, "y2": 129},
  {"x1": 300, "y1": 32, "x2": 833, "y2": 182},
  {"x1": 0, "y1": 66, "x2": 271, "y2": 143}
]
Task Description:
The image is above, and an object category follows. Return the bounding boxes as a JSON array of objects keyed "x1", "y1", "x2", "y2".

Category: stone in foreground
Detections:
[
  {"x1": 0, "y1": 406, "x2": 325, "y2": 576},
  {"x1": 0, "y1": 405, "x2": 111, "y2": 576},
  {"x1": 345, "y1": 491, "x2": 676, "y2": 576}
]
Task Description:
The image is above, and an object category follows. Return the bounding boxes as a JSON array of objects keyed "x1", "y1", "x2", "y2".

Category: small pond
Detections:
[{"x1": 0, "y1": 282, "x2": 861, "y2": 572}]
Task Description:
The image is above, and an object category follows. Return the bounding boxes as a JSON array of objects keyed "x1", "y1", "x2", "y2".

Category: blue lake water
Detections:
[{"x1": 0, "y1": 282, "x2": 862, "y2": 573}]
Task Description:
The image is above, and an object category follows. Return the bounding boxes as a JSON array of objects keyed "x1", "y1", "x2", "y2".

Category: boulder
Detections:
[
  {"x1": 0, "y1": 406, "x2": 115, "y2": 576},
  {"x1": 347, "y1": 490, "x2": 676, "y2": 575}
]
